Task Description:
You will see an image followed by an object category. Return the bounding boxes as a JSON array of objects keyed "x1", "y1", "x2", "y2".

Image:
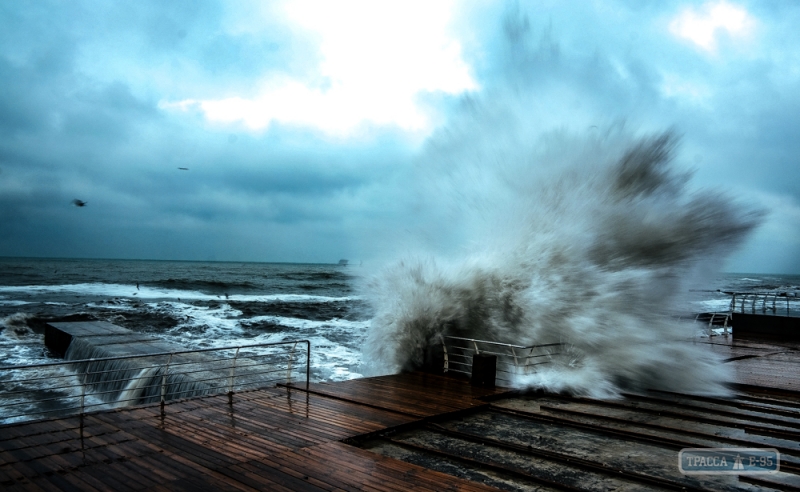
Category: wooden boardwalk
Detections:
[
  {"x1": 0, "y1": 373, "x2": 508, "y2": 491},
  {"x1": 697, "y1": 336, "x2": 800, "y2": 394},
  {"x1": 3, "y1": 339, "x2": 800, "y2": 491}
]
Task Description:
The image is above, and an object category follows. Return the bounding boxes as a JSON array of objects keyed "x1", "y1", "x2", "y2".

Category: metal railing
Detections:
[
  {"x1": 441, "y1": 336, "x2": 562, "y2": 386},
  {"x1": 0, "y1": 340, "x2": 310, "y2": 425},
  {"x1": 693, "y1": 312, "x2": 731, "y2": 337},
  {"x1": 725, "y1": 291, "x2": 800, "y2": 316}
]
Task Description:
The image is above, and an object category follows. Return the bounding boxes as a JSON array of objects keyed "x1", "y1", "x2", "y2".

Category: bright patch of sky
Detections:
[
  {"x1": 669, "y1": 1, "x2": 755, "y2": 52},
  {"x1": 164, "y1": 0, "x2": 477, "y2": 137}
]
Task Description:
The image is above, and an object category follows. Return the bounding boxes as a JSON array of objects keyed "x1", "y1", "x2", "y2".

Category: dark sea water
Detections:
[
  {"x1": 689, "y1": 272, "x2": 800, "y2": 315},
  {"x1": 2, "y1": 257, "x2": 798, "y2": 372},
  {"x1": 0, "y1": 258, "x2": 369, "y2": 381},
  {"x1": 0, "y1": 257, "x2": 798, "y2": 422}
]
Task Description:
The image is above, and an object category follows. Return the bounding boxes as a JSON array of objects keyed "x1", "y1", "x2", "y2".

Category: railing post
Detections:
[
  {"x1": 305, "y1": 341, "x2": 310, "y2": 391},
  {"x1": 471, "y1": 353, "x2": 496, "y2": 388},
  {"x1": 287, "y1": 342, "x2": 297, "y2": 385},
  {"x1": 528, "y1": 347, "x2": 535, "y2": 374},
  {"x1": 228, "y1": 348, "x2": 240, "y2": 406},
  {"x1": 80, "y1": 365, "x2": 88, "y2": 417},
  {"x1": 161, "y1": 353, "x2": 173, "y2": 417},
  {"x1": 441, "y1": 336, "x2": 449, "y2": 374}
]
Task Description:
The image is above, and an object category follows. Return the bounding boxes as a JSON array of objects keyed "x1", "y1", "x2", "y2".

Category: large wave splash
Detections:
[{"x1": 363, "y1": 128, "x2": 762, "y2": 397}]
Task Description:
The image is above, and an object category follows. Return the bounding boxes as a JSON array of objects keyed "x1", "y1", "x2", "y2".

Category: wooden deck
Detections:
[
  {"x1": 3, "y1": 338, "x2": 800, "y2": 490},
  {"x1": 697, "y1": 336, "x2": 800, "y2": 394},
  {"x1": 0, "y1": 373, "x2": 508, "y2": 491}
]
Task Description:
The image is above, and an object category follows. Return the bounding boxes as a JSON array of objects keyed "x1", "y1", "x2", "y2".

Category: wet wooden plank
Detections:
[
  {"x1": 245, "y1": 387, "x2": 417, "y2": 429},
  {"x1": 222, "y1": 461, "x2": 328, "y2": 492},
  {"x1": 295, "y1": 373, "x2": 506, "y2": 417},
  {"x1": 1, "y1": 372, "x2": 507, "y2": 490},
  {"x1": 731, "y1": 355, "x2": 800, "y2": 393},
  {"x1": 299, "y1": 442, "x2": 500, "y2": 491}
]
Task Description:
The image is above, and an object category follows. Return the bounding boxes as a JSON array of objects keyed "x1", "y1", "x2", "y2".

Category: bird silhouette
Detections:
[
  {"x1": 178, "y1": 167, "x2": 189, "y2": 171},
  {"x1": 72, "y1": 199, "x2": 87, "y2": 207}
]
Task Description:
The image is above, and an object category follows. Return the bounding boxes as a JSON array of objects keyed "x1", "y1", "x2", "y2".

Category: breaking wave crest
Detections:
[{"x1": 363, "y1": 128, "x2": 762, "y2": 397}]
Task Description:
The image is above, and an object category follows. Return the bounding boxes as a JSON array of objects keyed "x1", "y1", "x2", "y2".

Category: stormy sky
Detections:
[{"x1": 1, "y1": 1, "x2": 798, "y2": 273}]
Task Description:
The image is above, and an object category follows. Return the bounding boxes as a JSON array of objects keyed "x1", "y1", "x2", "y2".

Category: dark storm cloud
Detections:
[
  {"x1": 0, "y1": 1, "x2": 798, "y2": 271},
  {"x1": 0, "y1": 0, "x2": 351, "y2": 262}
]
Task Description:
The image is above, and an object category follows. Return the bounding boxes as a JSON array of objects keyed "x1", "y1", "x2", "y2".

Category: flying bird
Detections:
[
  {"x1": 178, "y1": 167, "x2": 189, "y2": 171},
  {"x1": 72, "y1": 199, "x2": 87, "y2": 207}
]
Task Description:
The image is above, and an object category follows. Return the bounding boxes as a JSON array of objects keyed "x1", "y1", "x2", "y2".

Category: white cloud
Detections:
[
  {"x1": 164, "y1": 0, "x2": 477, "y2": 137},
  {"x1": 669, "y1": 1, "x2": 754, "y2": 52}
]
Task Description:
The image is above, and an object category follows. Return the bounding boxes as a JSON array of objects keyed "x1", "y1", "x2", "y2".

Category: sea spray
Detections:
[{"x1": 363, "y1": 129, "x2": 762, "y2": 397}]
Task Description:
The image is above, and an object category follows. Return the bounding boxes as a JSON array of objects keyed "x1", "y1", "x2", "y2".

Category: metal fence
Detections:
[
  {"x1": 692, "y1": 312, "x2": 731, "y2": 337},
  {"x1": 726, "y1": 291, "x2": 800, "y2": 316},
  {"x1": 441, "y1": 336, "x2": 562, "y2": 386},
  {"x1": 0, "y1": 340, "x2": 310, "y2": 425}
]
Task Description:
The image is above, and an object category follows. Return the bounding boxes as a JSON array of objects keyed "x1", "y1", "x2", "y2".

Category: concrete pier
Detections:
[
  {"x1": 45, "y1": 321, "x2": 179, "y2": 358},
  {"x1": 45, "y1": 321, "x2": 264, "y2": 405}
]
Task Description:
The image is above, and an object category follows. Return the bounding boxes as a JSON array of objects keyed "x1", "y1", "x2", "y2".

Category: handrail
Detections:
[
  {"x1": 0, "y1": 340, "x2": 308, "y2": 371},
  {"x1": 441, "y1": 336, "x2": 562, "y2": 385},
  {"x1": 723, "y1": 291, "x2": 799, "y2": 316},
  {"x1": 443, "y1": 335, "x2": 562, "y2": 350},
  {"x1": 0, "y1": 340, "x2": 311, "y2": 425},
  {"x1": 720, "y1": 290, "x2": 798, "y2": 297},
  {"x1": 693, "y1": 312, "x2": 731, "y2": 337}
]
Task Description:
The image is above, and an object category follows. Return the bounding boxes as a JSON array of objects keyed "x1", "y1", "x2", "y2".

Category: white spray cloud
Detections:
[
  {"x1": 364, "y1": 127, "x2": 761, "y2": 397},
  {"x1": 360, "y1": 9, "x2": 764, "y2": 397}
]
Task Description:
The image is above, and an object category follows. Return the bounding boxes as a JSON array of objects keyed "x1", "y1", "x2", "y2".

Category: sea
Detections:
[
  {"x1": 0, "y1": 257, "x2": 798, "y2": 422},
  {"x1": 0, "y1": 257, "x2": 369, "y2": 381}
]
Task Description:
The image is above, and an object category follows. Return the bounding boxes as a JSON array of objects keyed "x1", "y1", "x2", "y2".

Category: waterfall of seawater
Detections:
[{"x1": 65, "y1": 339, "x2": 213, "y2": 406}]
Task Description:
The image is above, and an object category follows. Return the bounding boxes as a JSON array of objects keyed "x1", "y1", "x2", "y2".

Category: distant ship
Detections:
[{"x1": 338, "y1": 259, "x2": 349, "y2": 266}]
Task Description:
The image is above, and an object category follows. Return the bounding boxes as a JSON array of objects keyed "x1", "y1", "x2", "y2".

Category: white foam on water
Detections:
[
  {"x1": 85, "y1": 301, "x2": 139, "y2": 311},
  {"x1": 0, "y1": 313, "x2": 40, "y2": 357},
  {"x1": 692, "y1": 299, "x2": 734, "y2": 313},
  {"x1": 0, "y1": 300, "x2": 31, "y2": 306},
  {"x1": 158, "y1": 311, "x2": 367, "y2": 381},
  {"x1": 304, "y1": 334, "x2": 364, "y2": 382},
  {"x1": 0, "y1": 356, "x2": 108, "y2": 424},
  {"x1": 243, "y1": 315, "x2": 370, "y2": 332},
  {"x1": 241, "y1": 294, "x2": 356, "y2": 303},
  {"x1": 0, "y1": 284, "x2": 352, "y2": 304}
]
